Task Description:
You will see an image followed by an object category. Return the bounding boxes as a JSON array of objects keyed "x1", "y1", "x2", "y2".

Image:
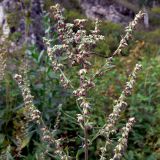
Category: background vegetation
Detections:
[{"x1": 0, "y1": 0, "x2": 160, "y2": 159}]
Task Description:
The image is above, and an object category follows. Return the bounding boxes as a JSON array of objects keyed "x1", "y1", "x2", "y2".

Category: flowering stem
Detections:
[{"x1": 100, "y1": 140, "x2": 108, "y2": 160}]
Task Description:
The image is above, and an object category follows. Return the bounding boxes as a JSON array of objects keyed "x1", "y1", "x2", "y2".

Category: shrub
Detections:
[{"x1": 0, "y1": 4, "x2": 145, "y2": 160}]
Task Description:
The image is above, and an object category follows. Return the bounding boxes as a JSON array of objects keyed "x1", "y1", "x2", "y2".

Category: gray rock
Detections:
[
  {"x1": 79, "y1": 0, "x2": 132, "y2": 24},
  {"x1": 0, "y1": 0, "x2": 44, "y2": 50}
]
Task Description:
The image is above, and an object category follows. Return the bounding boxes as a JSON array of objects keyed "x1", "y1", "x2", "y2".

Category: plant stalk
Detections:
[{"x1": 84, "y1": 125, "x2": 88, "y2": 160}]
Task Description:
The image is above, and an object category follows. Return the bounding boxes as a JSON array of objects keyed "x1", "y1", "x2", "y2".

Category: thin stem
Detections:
[
  {"x1": 84, "y1": 125, "x2": 88, "y2": 160},
  {"x1": 59, "y1": 68, "x2": 74, "y2": 89},
  {"x1": 89, "y1": 126, "x2": 104, "y2": 145},
  {"x1": 100, "y1": 140, "x2": 108, "y2": 160}
]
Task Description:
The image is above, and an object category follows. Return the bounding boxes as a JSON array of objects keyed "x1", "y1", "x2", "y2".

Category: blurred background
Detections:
[{"x1": 0, "y1": 0, "x2": 160, "y2": 159}]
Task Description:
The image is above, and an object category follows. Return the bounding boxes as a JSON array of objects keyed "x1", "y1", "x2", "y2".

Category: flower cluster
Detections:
[
  {"x1": 14, "y1": 74, "x2": 41, "y2": 124},
  {"x1": 99, "y1": 63, "x2": 142, "y2": 159},
  {"x1": 113, "y1": 11, "x2": 144, "y2": 56},
  {"x1": 93, "y1": 10, "x2": 144, "y2": 80},
  {"x1": 14, "y1": 72, "x2": 67, "y2": 159},
  {"x1": 104, "y1": 63, "x2": 142, "y2": 136},
  {"x1": 14, "y1": 73, "x2": 45, "y2": 155},
  {"x1": 43, "y1": 37, "x2": 70, "y2": 89},
  {"x1": 45, "y1": 4, "x2": 104, "y2": 88},
  {"x1": 110, "y1": 117, "x2": 136, "y2": 160}
]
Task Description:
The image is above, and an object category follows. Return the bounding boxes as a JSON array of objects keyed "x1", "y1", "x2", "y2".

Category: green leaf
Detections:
[{"x1": 38, "y1": 50, "x2": 44, "y2": 63}]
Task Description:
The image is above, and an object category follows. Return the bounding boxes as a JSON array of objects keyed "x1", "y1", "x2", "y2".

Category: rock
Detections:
[
  {"x1": 0, "y1": 0, "x2": 44, "y2": 51},
  {"x1": 79, "y1": 0, "x2": 133, "y2": 24},
  {"x1": 0, "y1": 5, "x2": 10, "y2": 38}
]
